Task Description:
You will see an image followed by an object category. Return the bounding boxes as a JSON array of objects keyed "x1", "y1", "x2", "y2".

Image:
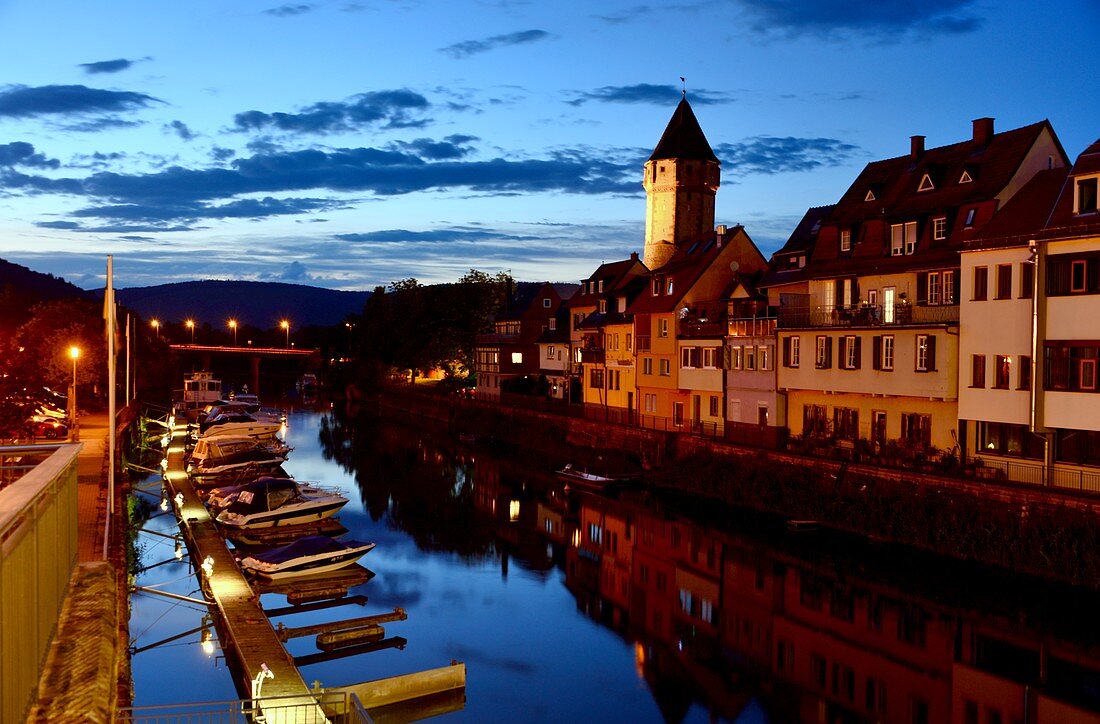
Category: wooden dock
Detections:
[{"x1": 162, "y1": 427, "x2": 329, "y2": 723}]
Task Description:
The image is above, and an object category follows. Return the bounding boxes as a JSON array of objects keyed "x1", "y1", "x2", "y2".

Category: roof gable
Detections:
[{"x1": 648, "y1": 98, "x2": 719, "y2": 163}]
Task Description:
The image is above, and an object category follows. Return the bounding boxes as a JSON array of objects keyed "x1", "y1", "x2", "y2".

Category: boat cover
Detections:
[{"x1": 248, "y1": 535, "x2": 371, "y2": 565}]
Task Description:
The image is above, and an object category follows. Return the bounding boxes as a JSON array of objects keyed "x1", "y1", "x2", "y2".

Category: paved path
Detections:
[{"x1": 74, "y1": 411, "x2": 111, "y2": 562}]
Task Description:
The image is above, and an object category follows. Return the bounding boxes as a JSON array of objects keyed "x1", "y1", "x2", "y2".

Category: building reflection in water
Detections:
[{"x1": 321, "y1": 411, "x2": 1100, "y2": 723}]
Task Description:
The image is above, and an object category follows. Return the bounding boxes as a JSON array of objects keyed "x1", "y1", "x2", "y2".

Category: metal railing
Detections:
[
  {"x1": 117, "y1": 692, "x2": 372, "y2": 724},
  {"x1": 778, "y1": 303, "x2": 959, "y2": 329},
  {"x1": 968, "y1": 455, "x2": 1100, "y2": 494},
  {"x1": 0, "y1": 443, "x2": 80, "y2": 724},
  {"x1": 728, "y1": 317, "x2": 777, "y2": 338}
]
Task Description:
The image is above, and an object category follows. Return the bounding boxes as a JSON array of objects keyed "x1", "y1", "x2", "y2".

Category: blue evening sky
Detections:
[{"x1": 0, "y1": 0, "x2": 1096, "y2": 290}]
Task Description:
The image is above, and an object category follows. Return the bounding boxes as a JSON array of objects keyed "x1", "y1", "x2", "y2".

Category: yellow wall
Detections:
[{"x1": 787, "y1": 390, "x2": 959, "y2": 451}]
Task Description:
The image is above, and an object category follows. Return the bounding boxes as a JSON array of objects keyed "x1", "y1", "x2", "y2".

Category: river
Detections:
[{"x1": 129, "y1": 407, "x2": 1100, "y2": 722}]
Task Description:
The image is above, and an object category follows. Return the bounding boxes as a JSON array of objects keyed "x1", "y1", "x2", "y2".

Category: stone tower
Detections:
[{"x1": 642, "y1": 97, "x2": 721, "y2": 270}]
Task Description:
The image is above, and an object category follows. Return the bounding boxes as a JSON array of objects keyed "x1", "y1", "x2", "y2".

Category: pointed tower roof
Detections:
[{"x1": 648, "y1": 97, "x2": 719, "y2": 163}]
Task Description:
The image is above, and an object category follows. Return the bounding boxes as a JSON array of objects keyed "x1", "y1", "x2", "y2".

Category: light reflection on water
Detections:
[{"x1": 130, "y1": 409, "x2": 1100, "y2": 724}]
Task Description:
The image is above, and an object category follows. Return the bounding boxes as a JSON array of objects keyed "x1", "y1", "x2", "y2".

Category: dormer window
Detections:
[
  {"x1": 598, "y1": 299, "x2": 607, "y2": 314},
  {"x1": 542, "y1": 298, "x2": 551, "y2": 308},
  {"x1": 652, "y1": 278, "x2": 660, "y2": 296},
  {"x1": 864, "y1": 189, "x2": 877, "y2": 202},
  {"x1": 964, "y1": 208, "x2": 977, "y2": 228},
  {"x1": 890, "y1": 221, "x2": 917, "y2": 256},
  {"x1": 549, "y1": 318, "x2": 557, "y2": 330},
  {"x1": 598, "y1": 279, "x2": 604, "y2": 293},
  {"x1": 959, "y1": 169, "x2": 974, "y2": 184},
  {"x1": 840, "y1": 229, "x2": 852, "y2": 252},
  {"x1": 666, "y1": 278, "x2": 674, "y2": 295},
  {"x1": 933, "y1": 217, "x2": 947, "y2": 241},
  {"x1": 1076, "y1": 177, "x2": 1098, "y2": 214},
  {"x1": 918, "y1": 174, "x2": 935, "y2": 192}
]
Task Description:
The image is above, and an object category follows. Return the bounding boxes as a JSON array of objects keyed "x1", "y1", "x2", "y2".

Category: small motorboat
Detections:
[
  {"x1": 556, "y1": 464, "x2": 634, "y2": 490},
  {"x1": 205, "y1": 475, "x2": 321, "y2": 512},
  {"x1": 198, "y1": 412, "x2": 283, "y2": 440},
  {"x1": 187, "y1": 436, "x2": 289, "y2": 477},
  {"x1": 239, "y1": 535, "x2": 376, "y2": 580},
  {"x1": 216, "y1": 477, "x2": 348, "y2": 530}
]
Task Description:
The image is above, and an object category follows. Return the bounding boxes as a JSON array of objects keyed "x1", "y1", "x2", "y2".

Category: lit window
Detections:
[
  {"x1": 549, "y1": 318, "x2": 556, "y2": 330},
  {"x1": 598, "y1": 279, "x2": 604, "y2": 292},
  {"x1": 511, "y1": 352, "x2": 523, "y2": 364},
  {"x1": 943, "y1": 271, "x2": 956, "y2": 304},
  {"x1": 890, "y1": 221, "x2": 917, "y2": 256},
  {"x1": 815, "y1": 336, "x2": 831, "y2": 369},
  {"x1": 840, "y1": 229, "x2": 851, "y2": 252},
  {"x1": 916, "y1": 334, "x2": 932, "y2": 372},
  {"x1": 995, "y1": 355, "x2": 1011, "y2": 389},
  {"x1": 932, "y1": 217, "x2": 947, "y2": 241},
  {"x1": 881, "y1": 335, "x2": 894, "y2": 370},
  {"x1": 598, "y1": 299, "x2": 607, "y2": 314},
  {"x1": 759, "y1": 345, "x2": 770, "y2": 371},
  {"x1": 928, "y1": 272, "x2": 941, "y2": 305},
  {"x1": 666, "y1": 278, "x2": 674, "y2": 295}
]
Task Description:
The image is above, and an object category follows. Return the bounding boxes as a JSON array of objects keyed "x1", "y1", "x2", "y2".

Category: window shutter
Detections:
[
  {"x1": 953, "y1": 271, "x2": 962, "y2": 303},
  {"x1": 926, "y1": 335, "x2": 937, "y2": 371},
  {"x1": 839, "y1": 336, "x2": 848, "y2": 367},
  {"x1": 825, "y1": 337, "x2": 833, "y2": 368},
  {"x1": 834, "y1": 279, "x2": 843, "y2": 306},
  {"x1": 854, "y1": 336, "x2": 862, "y2": 369},
  {"x1": 917, "y1": 273, "x2": 928, "y2": 305},
  {"x1": 852, "y1": 278, "x2": 860, "y2": 307},
  {"x1": 872, "y1": 335, "x2": 881, "y2": 370},
  {"x1": 782, "y1": 337, "x2": 791, "y2": 367},
  {"x1": 722, "y1": 346, "x2": 732, "y2": 369}
]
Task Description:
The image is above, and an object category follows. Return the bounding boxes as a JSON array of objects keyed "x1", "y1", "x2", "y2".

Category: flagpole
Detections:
[{"x1": 103, "y1": 255, "x2": 117, "y2": 560}]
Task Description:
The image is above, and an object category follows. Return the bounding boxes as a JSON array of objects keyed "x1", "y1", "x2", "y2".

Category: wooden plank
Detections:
[
  {"x1": 334, "y1": 662, "x2": 467, "y2": 709},
  {"x1": 276, "y1": 608, "x2": 406, "y2": 641}
]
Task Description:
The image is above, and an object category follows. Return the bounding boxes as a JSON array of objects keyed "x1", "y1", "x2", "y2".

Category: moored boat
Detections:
[
  {"x1": 555, "y1": 464, "x2": 635, "y2": 490},
  {"x1": 239, "y1": 535, "x2": 376, "y2": 580},
  {"x1": 187, "y1": 436, "x2": 289, "y2": 477},
  {"x1": 198, "y1": 412, "x2": 283, "y2": 440},
  {"x1": 215, "y1": 477, "x2": 347, "y2": 530}
]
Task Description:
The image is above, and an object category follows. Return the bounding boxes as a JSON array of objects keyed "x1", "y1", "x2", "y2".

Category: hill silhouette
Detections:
[
  {"x1": 0, "y1": 258, "x2": 87, "y2": 330},
  {"x1": 114, "y1": 280, "x2": 371, "y2": 328}
]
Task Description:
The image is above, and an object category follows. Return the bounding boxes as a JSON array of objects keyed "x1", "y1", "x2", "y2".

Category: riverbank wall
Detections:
[{"x1": 378, "y1": 387, "x2": 1100, "y2": 589}]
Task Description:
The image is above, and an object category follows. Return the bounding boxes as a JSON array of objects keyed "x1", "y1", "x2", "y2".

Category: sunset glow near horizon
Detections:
[{"x1": 0, "y1": 0, "x2": 1096, "y2": 291}]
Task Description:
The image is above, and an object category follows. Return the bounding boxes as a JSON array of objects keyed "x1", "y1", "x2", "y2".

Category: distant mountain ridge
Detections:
[{"x1": 113, "y1": 280, "x2": 372, "y2": 328}]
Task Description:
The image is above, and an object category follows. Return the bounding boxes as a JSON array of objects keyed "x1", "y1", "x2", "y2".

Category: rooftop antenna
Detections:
[{"x1": 680, "y1": 76, "x2": 686, "y2": 98}]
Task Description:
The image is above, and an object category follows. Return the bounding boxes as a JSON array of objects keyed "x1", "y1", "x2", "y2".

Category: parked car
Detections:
[{"x1": 29, "y1": 415, "x2": 68, "y2": 439}]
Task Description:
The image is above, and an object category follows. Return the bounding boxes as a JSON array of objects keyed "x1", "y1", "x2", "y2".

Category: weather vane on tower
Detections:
[{"x1": 680, "y1": 76, "x2": 686, "y2": 98}]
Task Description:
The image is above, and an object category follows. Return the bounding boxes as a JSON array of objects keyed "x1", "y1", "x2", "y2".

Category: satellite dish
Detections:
[{"x1": 729, "y1": 261, "x2": 739, "y2": 272}]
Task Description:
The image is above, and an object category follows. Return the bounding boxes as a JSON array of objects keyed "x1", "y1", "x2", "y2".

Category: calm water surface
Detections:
[{"x1": 130, "y1": 408, "x2": 1100, "y2": 722}]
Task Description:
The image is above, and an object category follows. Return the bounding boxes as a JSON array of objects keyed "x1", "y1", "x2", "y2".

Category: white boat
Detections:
[
  {"x1": 198, "y1": 412, "x2": 283, "y2": 440},
  {"x1": 187, "y1": 436, "x2": 290, "y2": 477},
  {"x1": 239, "y1": 535, "x2": 376, "y2": 580},
  {"x1": 205, "y1": 475, "x2": 321, "y2": 512},
  {"x1": 555, "y1": 464, "x2": 635, "y2": 490},
  {"x1": 216, "y1": 478, "x2": 348, "y2": 530}
]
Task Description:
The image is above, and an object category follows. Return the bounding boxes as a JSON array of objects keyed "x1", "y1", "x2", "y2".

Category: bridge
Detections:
[{"x1": 170, "y1": 344, "x2": 320, "y2": 398}]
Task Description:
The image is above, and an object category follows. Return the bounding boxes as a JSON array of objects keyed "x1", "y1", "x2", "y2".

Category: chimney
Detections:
[
  {"x1": 910, "y1": 135, "x2": 925, "y2": 163},
  {"x1": 630, "y1": 251, "x2": 639, "y2": 262},
  {"x1": 973, "y1": 117, "x2": 994, "y2": 146}
]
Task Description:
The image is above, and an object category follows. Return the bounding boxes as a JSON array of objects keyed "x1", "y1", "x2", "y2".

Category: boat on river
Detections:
[
  {"x1": 198, "y1": 412, "x2": 283, "y2": 440},
  {"x1": 215, "y1": 477, "x2": 347, "y2": 530},
  {"x1": 187, "y1": 436, "x2": 289, "y2": 477},
  {"x1": 239, "y1": 535, "x2": 376, "y2": 580},
  {"x1": 205, "y1": 475, "x2": 322, "y2": 512},
  {"x1": 555, "y1": 464, "x2": 635, "y2": 490}
]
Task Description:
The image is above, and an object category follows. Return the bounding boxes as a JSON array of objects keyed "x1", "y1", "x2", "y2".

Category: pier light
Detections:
[
  {"x1": 174, "y1": 540, "x2": 183, "y2": 561},
  {"x1": 185, "y1": 319, "x2": 195, "y2": 344},
  {"x1": 160, "y1": 496, "x2": 169, "y2": 512},
  {"x1": 151, "y1": 318, "x2": 160, "y2": 338},
  {"x1": 280, "y1": 319, "x2": 290, "y2": 348},
  {"x1": 174, "y1": 492, "x2": 184, "y2": 510},
  {"x1": 201, "y1": 555, "x2": 215, "y2": 577},
  {"x1": 228, "y1": 319, "x2": 238, "y2": 346}
]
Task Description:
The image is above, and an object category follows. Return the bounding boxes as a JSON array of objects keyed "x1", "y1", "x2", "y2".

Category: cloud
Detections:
[
  {"x1": 715, "y1": 136, "x2": 860, "y2": 175},
  {"x1": 35, "y1": 219, "x2": 196, "y2": 233},
  {"x1": 58, "y1": 117, "x2": 145, "y2": 133},
  {"x1": 78, "y1": 59, "x2": 135, "y2": 74},
  {"x1": 280, "y1": 260, "x2": 310, "y2": 280},
  {"x1": 263, "y1": 3, "x2": 314, "y2": 16},
  {"x1": 439, "y1": 30, "x2": 551, "y2": 59},
  {"x1": 390, "y1": 135, "x2": 478, "y2": 160},
  {"x1": 594, "y1": 5, "x2": 654, "y2": 24},
  {"x1": 736, "y1": 0, "x2": 983, "y2": 38},
  {"x1": 335, "y1": 227, "x2": 536, "y2": 244},
  {"x1": 567, "y1": 83, "x2": 730, "y2": 106},
  {"x1": 166, "y1": 120, "x2": 196, "y2": 140},
  {"x1": 0, "y1": 84, "x2": 162, "y2": 118},
  {"x1": 0, "y1": 141, "x2": 60, "y2": 169},
  {"x1": 210, "y1": 146, "x2": 236, "y2": 162},
  {"x1": 233, "y1": 89, "x2": 431, "y2": 134}
]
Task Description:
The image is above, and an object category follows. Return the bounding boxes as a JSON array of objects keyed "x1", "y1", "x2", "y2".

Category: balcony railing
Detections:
[
  {"x1": 778, "y1": 303, "x2": 959, "y2": 329},
  {"x1": 636, "y1": 335, "x2": 651, "y2": 353},
  {"x1": 727, "y1": 317, "x2": 777, "y2": 338},
  {"x1": 680, "y1": 320, "x2": 727, "y2": 338},
  {"x1": 580, "y1": 349, "x2": 606, "y2": 364}
]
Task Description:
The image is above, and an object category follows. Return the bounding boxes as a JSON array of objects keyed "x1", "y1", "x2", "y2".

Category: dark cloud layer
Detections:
[
  {"x1": 737, "y1": 0, "x2": 983, "y2": 37},
  {"x1": 0, "y1": 84, "x2": 161, "y2": 118},
  {"x1": 0, "y1": 141, "x2": 59, "y2": 169},
  {"x1": 78, "y1": 59, "x2": 135, "y2": 75},
  {"x1": 336, "y1": 227, "x2": 535, "y2": 244},
  {"x1": 263, "y1": 3, "x2": 314, "y2": 16},
  {"x1": 567, "y1": 83, "x2": 730, "y2": 106},
  {"x1": 439, "y1": 30, "x2": 551, "y2": 59},
  {"x1": 716, "y1": 136, "x2": 860, "y2": 175},
  {"x1": 233, "y1": 90, "x2": 431, "y2": 134}
]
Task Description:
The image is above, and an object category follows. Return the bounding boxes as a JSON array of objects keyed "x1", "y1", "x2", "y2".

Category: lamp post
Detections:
[
  {"x1": 186, "y1": 319, "x2": 195, "y2": 344},
  {"x1": 229, "y1": 319, "x2": 238, "y2": 346},
  {"x1": 280, "y1": 319, "x2": 290, "y2": 349},
  {"x1": 69, "y1": 346, "x2": 80, "y2": 441},
  {"x1": 151, "y1": 319, "x2": 160, "y2": 339}
]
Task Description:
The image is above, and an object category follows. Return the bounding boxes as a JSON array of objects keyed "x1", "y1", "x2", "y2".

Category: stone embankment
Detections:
[{"x1": 379, "y1": 388, "x2": 1100, "y2": 589}]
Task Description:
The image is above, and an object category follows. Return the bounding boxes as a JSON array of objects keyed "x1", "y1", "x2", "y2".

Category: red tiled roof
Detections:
[
  {"x1": 1040, "y1": 139, "x2": 1100, "y2": 240},
  {"x1": 626, "y1": 228, "x2": 748, "y2": 314},
  {"x1": 968, "y1": 167, "x2": 1069, "y2": 249},
  {"x1": 565, "y1": 255, "x2": 647, "y2": 308},
  {"x1": 760, "y1": 205, "x2": 833, "y2": 289}
]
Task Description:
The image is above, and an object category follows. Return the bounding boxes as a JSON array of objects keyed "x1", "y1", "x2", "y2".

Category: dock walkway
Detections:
[{"x1": 163, "y1": 426, "x2": 329, "y2": 724}]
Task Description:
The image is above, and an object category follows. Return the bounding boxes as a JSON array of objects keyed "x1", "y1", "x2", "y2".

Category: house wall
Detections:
[{"x1": 786, "y1": 390, "x2": 958, "y2": 451}]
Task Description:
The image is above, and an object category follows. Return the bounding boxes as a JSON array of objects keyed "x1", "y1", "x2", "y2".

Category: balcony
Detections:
[
  {"x1": 680, "y1": 319, "x2": 727, "y2": 338},
  {"x1": 580, "y1": 348, "x2": 606, "y2": 364},
  {"x1": 727, "y1": 317, "x2": 777, "y2": 338},
  {"x1": 636, "y1": 335, "x2": 651, "y2": 353},
  {"x1": 778, "y1": 302, "x2": 959, "y2": 329}
]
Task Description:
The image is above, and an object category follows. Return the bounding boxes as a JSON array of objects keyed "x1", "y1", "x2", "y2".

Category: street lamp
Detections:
[
  {"x1": 228, "y1": 319, "x2": 238, "y2": 346},
  {"x1": 69, "y1": 346, "x2": 80, "y2": 441},
  {"x1": 185, "y1": 319, "x2": 195, "y2": 344},
  {"x1": 280, "y1": 319, "x2": 290, "y2": 349},
  {"x1": 151, "y1": 319, "x2": 160, "y2": 339}
]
